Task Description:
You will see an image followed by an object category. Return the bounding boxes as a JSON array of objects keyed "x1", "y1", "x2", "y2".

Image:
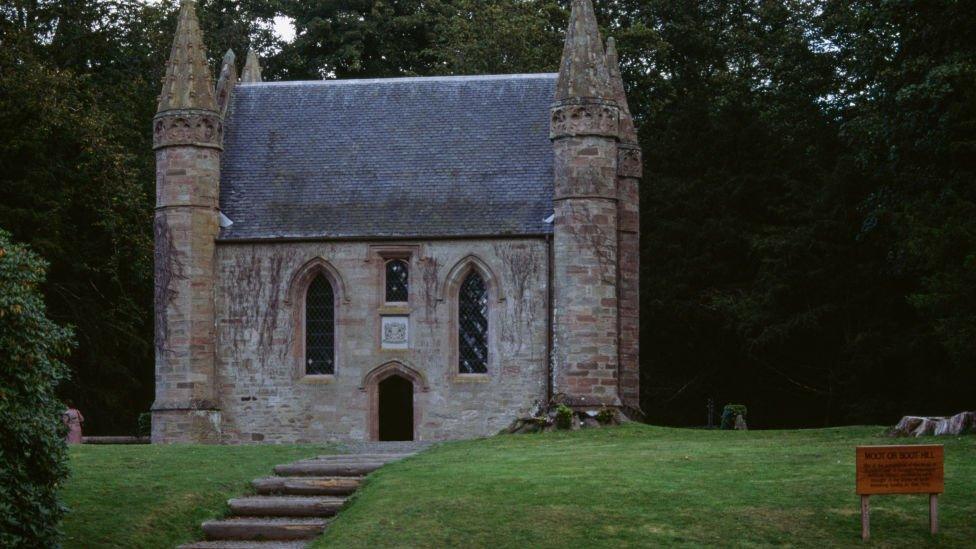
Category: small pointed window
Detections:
[
  {"x1": 385, "y1": 259, "x2": 409, "y2": 303},
  {"x1": 458, "y1": 271, "x2": 488, "y2": 374},
  {"x1": 305, "y1": 275, "x2": 335, "y2": 375}
]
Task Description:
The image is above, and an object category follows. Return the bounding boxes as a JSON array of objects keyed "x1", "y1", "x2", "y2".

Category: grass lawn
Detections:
[
  {"x1": 317, "y1": 424, "x2": 975, "y2": 548},
  {"x1": 61, "y1": 425, "x2": 975, "y2": 548},
  {"x1": 62, "y1": 443, "x2": 336, "y2": 548}
]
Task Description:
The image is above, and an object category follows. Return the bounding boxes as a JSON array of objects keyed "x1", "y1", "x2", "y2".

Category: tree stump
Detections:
[{"x1": 889, "y1": 412, "x2": 975, "y2": 437}]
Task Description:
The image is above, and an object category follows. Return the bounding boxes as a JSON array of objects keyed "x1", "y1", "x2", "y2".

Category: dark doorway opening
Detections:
[{"x1": 378, "y1": 375, "x2": 413, "y2": 441}]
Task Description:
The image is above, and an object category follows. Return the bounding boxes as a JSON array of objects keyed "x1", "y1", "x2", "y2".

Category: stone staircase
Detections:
[{"x1": 179, "y1": 451, "x2": 419, "y2": 549}]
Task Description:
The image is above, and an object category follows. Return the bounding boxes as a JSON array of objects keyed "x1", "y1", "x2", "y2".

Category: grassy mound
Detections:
[
  {"x1": 60, "y1": 426, "x2": 974, "y2": 547},
  {"x1": 316, "y1": 425, "x2": 975, "y2": 548},
  {"x1": 62, "y1": 444, "x2": 334, "y2": 548}
]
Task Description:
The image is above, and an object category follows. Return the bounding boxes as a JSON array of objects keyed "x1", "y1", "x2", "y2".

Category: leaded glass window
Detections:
[
  {"x1": 385, "y1": 259, "x2": 409, "y2": 302},
  {"x1": 458, "y1": 271, "x2": 488, "y2": 374},
  {"x1": 305, "y1": 275, "x2": 335, "y2": 375}
]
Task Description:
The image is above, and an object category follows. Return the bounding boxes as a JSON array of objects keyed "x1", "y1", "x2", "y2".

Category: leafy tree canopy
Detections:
[{"x1": 0, "y1": 0, "x2": 972, "y2": 430}]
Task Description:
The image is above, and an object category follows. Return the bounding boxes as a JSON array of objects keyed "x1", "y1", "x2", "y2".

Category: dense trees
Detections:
[
  {"x1": 269, "y1": 0, "x2": 564, "y2": 79},
  {"x1": 621, "y1": 0, "x2": 976, "y2": 426},
  {"x1": 0, "y1": 0, "x2": 971, "y2": 431},
  {"x1": 1, "y1": 1, "x2": 156, "y2": 436},
  {"x1": 0, "y1": 0, "x2": 286, "y2": 435}
]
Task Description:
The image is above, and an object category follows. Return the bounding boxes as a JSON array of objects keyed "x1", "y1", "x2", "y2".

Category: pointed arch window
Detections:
[
  {"x1": 458, "y1": 271, "x2": 489, "y2": 374},
  {"x1": 305, "y1": 275, "x2": 335, "y2": 375},
  {"x1": 385, "y1": 259, "x2": 409, "y2": 303}
]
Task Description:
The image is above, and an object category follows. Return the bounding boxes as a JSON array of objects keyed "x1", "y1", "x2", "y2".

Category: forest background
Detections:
[{"x1": 1, "y1": 0, "x2": 972, "y2": 433}]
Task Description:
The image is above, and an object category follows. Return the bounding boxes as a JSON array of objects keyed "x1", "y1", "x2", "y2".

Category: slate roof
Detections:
[{"x1": 218, "y1": 74, "x2": 557, "y2": 241}]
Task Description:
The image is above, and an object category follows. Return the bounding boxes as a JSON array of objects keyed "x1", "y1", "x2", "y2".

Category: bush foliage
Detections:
[
  {"x1": 720, "y1": 405, "x2": 748, "y2": 430},
  {"x1": 555, "y1": 405, "x2": 574, "y2": 430},
  {"x1": 0, "y1": 229, "x2": 73, "y2": 547}
]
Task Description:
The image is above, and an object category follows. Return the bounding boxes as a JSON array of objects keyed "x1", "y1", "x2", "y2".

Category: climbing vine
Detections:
[
  {"x1": 153, "y1": 216, "x2": 185, "y2": 356},
  {"x1": 495, "y1": 244, "x2": 541, "y2": 354},
  {"x1": 223, "y1": 248, "x2": 286, "y2": 371}
]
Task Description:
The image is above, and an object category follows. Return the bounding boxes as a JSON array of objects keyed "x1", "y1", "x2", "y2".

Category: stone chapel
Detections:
[{"x1": 152, "y1": 0, "x2": 641, "y2": 443}]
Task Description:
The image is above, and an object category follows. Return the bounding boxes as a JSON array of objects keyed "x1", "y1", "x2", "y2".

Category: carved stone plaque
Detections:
[{"x1": 381, "y1": 316, "x2": 409, "y2": 350}]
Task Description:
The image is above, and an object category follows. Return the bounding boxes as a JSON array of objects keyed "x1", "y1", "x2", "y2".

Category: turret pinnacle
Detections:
[
  {"x1": 606, "y1": 38, "x2": 638, "y2": 145},
  {"x1": 241, "y1": 50, "x2": 263, "y2": 83},
  {"x1": 555, "y1": 0, "x2": 613, "y2": 102},
  {"x1": 216, "y1": 49, "x2": 237, "y2": 116},
  {"x1": 157, "y1": 0, "x2": 217, "y2": 114}
]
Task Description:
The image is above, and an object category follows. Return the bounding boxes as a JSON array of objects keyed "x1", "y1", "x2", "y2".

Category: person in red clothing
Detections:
[{"x1": 62, "y1": 400, "x2": 85, "y2": 444}]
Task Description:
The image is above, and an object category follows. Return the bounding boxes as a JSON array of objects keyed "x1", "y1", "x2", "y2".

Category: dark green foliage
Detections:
[
  {"x1": 0, "y1": 0, "x2": 285, "y2": 435},
  {"x1": 555, "y1": 404, "x2": 573, "y2": 430},
  {"x1": 602, "y1": 0, "x2": 976, "y2": 427},
  {"x1": 823, "y1": 0, "x2": 976, "y2": 378},
  {"x1": 1, "y1": 1, "x2": 162, "y2": 435},
  {"x1": 0, "y1": 230, "x2": 73, "y2": 547},
  {"x1": 136, "y1": 412, "x2": 152, "y2": 438},
  {"x1": 0, "y1": 0, "x2": 973, "y2": 433},
  {"x1": 596, "y1": 407, "x2": 616, "y2": 425},
  {"x1": 273, "y1": 0, "x2": 446, "y2": 79},
  {"x1": 720, "y1": 405, "x2": 748, "y2": 431},
  {"x1": 428, "y1": 0, "x2": 565, "y2": 76},
  {"x1": 271, "y1": 0, "x2": 563, "y2": 79}
]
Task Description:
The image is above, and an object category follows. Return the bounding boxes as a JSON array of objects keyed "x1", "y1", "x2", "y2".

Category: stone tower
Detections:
[
  {"x1": 151, "y1": 0, "x2": 223, "y2": 442},
  {"x1": 607, "y1": 37, "x2": 643, "y2": 416},
  {"x1": 550, "y1": 0, "x2": 624, "y2": 408}
]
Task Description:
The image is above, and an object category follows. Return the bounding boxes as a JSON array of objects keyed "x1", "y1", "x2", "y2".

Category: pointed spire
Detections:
[
  {"x1": 215, "y1": 49, "x2": 237, "y2": 116},
  {"x1": 606, "y1": 38, "x2": 638, "y2": 145},
  {"x1": 555, "y1": 0, "x2": 613, "y2": 102},
  {"x1": 241, "y1": 50, "x2": 263, "y2": 83},
  {"x1": 157, "y1": 0, "x2": 217, "y2": 114}
]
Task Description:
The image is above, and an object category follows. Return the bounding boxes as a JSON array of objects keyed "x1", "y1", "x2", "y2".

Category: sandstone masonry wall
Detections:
[
  {"x1": 551, "y1": 135, "x2": 620, "y2": 405},
  {"x1": 549, "y1": 0, "x2": 625, "y2": 408},
  {"x1": 152, "y1": 147, "x2": 223, "y2": 443},
  {"x1": 212, "y1": 238, "x2": 549, "y2": 443},
  {"x1": 151, "y1": 0, "x2": 225, "y2": 443},
  {"x1": 617, "y1": 159, "x2": 641, "y2": 412}
]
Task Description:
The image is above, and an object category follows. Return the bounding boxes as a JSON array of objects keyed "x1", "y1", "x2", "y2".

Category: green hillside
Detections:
[
  {"x1": 318, "y1": 425, "x2": 975, "y2": 548},
  {"x1": 61, "y1": 425, "x2": 976, "y2": 548}
]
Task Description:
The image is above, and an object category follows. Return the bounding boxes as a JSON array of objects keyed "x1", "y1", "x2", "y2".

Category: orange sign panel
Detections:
[{"x1": 856, "y1": 445, "x2": 944, "y2": 495}]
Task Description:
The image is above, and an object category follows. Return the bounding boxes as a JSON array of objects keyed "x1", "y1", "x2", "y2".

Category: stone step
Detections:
[
  {"x1": 202, "y1": 518, "x2": 328, "y2": 541},
  {"x1": 275, "y1": 461, "x2": 385, "y2": 477},
  {"x1": 184, "y1": 450, "x2": 429, "y2": 547},
  {"x1": 297, "y1": 458, "x2": 400, "y2": 466},
  {"x1": 179, "y1": 541, "x2": 309, "y2": 549},
  {"x1": 228, "y1": 496, "x2": 345, "y2": 518},
  {"x1": 253, "y1": 476, "x2": 362, "y2": 496},
  {"x1": 313, "y1": 453, "x2": 412, "y2": 461}
]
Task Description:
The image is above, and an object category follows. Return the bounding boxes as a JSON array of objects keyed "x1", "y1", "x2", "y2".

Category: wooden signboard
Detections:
[
  {"x1": 857, "y1": 445, "x2": 944, "y2": 495},
  {"x1": 855, "y1": 445, "x2": 944, "y2": 541}
]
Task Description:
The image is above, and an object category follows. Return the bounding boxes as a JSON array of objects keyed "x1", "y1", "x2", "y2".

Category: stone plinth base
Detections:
[
  {"x1": 152, "y1": 407, "x2": 222, "y2": 444},
  {"x1": 553, "y1": 393, "x2": 622, "y2": 409},
  {"x1": 501, "y1": 398, "x2": 630, "y2": 434}
]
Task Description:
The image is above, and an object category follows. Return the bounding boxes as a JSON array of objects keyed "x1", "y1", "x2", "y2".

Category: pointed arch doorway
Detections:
[
  {"x1": 378, "y1": 375, "x2": 413, "y2": 441},
  {"x1": 362, "y1": 361, "x2": 427, "y2": 441}
]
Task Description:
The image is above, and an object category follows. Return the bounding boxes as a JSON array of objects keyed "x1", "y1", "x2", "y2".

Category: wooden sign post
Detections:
[{"x1": 856, "y1": 445, "x2": 944, "y2": 541}]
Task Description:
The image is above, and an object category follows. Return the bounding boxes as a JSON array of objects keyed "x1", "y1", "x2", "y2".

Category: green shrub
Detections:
[
  {"x1": 596, "y1": 407, "x2": 616, "y2": 424},
  {"x1": 720, "y1": 404, "x2": 748, "y2": 430},
  {"x1": 555, "y1": 404, "x2": 574, "y2": 430},
  {"x1": 137, "y1": 412, "x2": 152, "y2": 438},
  {"x1": 0, "y1": 229, "x2": 74, "y2": 547}
]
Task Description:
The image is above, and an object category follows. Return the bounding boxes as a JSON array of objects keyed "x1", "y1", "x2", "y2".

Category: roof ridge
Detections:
[{"x1": 238, "y1": 73, "x2": 559, "y2": 87}]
